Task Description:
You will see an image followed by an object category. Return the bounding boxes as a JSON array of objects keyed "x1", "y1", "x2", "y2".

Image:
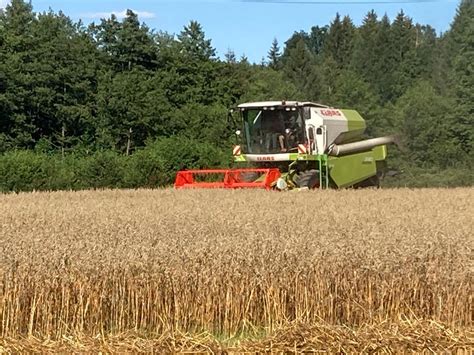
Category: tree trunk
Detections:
[
  {"x1": 126, "y1": 128, "x2": 133, "y2": 156},
  {"x1": 61, "y1": 126, "x2": 65, "y2": 158}
]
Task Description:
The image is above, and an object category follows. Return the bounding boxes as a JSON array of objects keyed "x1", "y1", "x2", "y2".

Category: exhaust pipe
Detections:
[{"x1": 329, "y1": 136, "x2": 397, "y2": 156}]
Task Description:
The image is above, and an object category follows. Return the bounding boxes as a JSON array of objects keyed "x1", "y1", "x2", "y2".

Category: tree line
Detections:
[{"x1": 0, "y1": 0, "x2": 472, "y2": 190}]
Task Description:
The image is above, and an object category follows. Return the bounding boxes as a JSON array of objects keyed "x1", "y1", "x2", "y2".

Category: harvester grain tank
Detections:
[{"x1": 175, "y1": 101, "x2": 396, "y2": 189}]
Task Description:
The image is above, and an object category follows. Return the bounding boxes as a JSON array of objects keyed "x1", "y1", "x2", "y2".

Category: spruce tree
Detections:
[
  {"x1": 118, "y1": 10, "x2": 157, "y2": 71},
  {"x1": 91, "y1": 10, "x2": 157, "y2": 72},
  {"x1": 373, "y1": 14, "x2": 396, "y2": 103},
  {"x1": 390, "y1": 10, "x2": 418, "y2": 99},
  {"x1": 178, "y1": 20, "x2": 216, "y2": 61},
  {"x1": 281, "y1": 30, "x2": 309, "y2": 64},
  {"x1": 351, "y1": 10, "x2": 379, "y2": 83},
  {"x1": 0, "y1": 0, "x2": 37, "y2": 148},
  {"x1": 393, "y1": 81, "x2": 459, "y2": 167},
  {"x1": 267, "y1": 38, "x2": 281, "y2": 69},
  {"x1": 31, "y1": 11, "x2": 99, "y2": 151},
  {"x1": 308, "y1": 25, "x2": 328, "y2": 55},
  {"x1": 447, "y1": 0, "x2": 473, "y2": 158},
  {"x1": 282, "y1": 38, "x2": 322, "y2": 101},
  {"x1": 224, "y1": 49, "x2": 237, "y2": 64},
  {"x1": 323, "y1": 13, "x2": 355, "y2": 69}
]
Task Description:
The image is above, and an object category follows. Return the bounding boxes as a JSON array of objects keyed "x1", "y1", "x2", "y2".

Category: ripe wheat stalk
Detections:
[{"x1": 0, "y1": 188, "x2": 472, "y2": 352}]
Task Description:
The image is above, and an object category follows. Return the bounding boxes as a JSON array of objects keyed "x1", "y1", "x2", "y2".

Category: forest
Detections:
[{"x1": 0, "y1": 0, "x2": 472, "y2": 191}]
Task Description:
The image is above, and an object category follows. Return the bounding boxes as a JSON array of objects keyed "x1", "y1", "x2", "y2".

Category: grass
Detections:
[{"x1": 0, "y1": 188, "x2": 472, "y2": 352}]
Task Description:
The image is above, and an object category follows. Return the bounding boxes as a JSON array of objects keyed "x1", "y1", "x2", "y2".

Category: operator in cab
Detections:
[{"x1": 283, "y1": 111, "x2": 304, "y2": 152}]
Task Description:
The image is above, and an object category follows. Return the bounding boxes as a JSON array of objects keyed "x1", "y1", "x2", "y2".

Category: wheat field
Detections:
[{"x1": 0, "y1": 188, "x2": 472, "y2": 352}]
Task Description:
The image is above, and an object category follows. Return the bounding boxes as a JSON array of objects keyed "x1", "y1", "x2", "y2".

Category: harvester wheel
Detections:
[{"x1": 296, "y1": 170, "x2": 320, "y2": 189}]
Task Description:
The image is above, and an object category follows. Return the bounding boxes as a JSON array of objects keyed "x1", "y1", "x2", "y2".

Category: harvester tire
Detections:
[{"x1": 296, "y1": 170, "x2": 320, "y2": 189}]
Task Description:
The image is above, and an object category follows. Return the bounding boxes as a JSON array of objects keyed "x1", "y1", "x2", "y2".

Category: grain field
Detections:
[{"x1": 0, "y1": 188, "x2": 472, "y2": 352}]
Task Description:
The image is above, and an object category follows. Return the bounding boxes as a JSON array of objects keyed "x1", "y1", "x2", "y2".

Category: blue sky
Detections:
[{"x1": 1, "y1": 0, "x2": 460, "y2": 62}]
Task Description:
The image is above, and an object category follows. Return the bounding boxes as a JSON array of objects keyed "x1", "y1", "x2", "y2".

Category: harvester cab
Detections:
[
  {"x1": 175, "y1": 101, "x2": 396, "y2": 190},
  {"x1": 237, "y1": 103, "x2": 304, "y2": 154}
]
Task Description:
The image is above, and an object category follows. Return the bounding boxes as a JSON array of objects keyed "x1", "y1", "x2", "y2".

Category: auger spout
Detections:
[{"x1": 328, "y1": 136, "x2": 397, "y2": 157}]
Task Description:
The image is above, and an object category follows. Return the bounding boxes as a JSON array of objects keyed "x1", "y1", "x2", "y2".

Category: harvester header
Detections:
[{"x1": 175, "y1": 100, "x2": 396, "y2": 190}]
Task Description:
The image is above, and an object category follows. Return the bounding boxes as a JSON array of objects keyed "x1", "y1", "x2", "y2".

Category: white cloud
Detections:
[
  {"x1": 0, "y1": 0, "x2": 10, "y2": 10},
  {"x1": 83, "y1": 10, "x2": 156, "y2": 20}
]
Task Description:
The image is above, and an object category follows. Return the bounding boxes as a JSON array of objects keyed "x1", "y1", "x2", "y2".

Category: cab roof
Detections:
[{"x1": 237, "y1": 101, "x2": 329, "y2": 109}]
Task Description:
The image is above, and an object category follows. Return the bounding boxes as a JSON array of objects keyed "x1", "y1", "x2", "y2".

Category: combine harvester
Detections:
[{"x1": 175, "y1": 101, "x2": 396, "y2": 190}]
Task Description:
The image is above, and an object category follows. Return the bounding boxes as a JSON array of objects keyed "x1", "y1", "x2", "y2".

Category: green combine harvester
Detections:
[{"x1": 175, "y1": 101, "x2": 396, "y2": 190}]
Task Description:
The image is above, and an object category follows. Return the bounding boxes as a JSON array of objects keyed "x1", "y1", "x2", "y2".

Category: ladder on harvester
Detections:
[{"x1": 318, "y1": 155, "x2": 330, "y2": 189}]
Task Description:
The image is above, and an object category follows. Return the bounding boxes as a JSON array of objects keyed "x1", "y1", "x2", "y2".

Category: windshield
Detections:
[{"x1": 241, "y1": 108, "x2": 305, "y2": 154}]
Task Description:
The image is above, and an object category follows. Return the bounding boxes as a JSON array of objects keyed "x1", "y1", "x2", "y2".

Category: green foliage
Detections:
[
  {"x1": 171, "y1": 104, "x2": 230, "y2": 144},
  {"x1": 0, "y1": 151, "x2": 55, "y2": 192},
  {"x1": 75, "y1": 151, "x2": 125, "y2": 189},
  {"x1": 323, "y1": 14, "x2": 355, "y2": 69},
  {"x1": 351, "y1": 11, "x2": 380, "y2": 87},
  {"x1": 90, "y1": 10, "x2": 157, "y2": 71},
  {"x1": 0, "y1": 138, "x2": 231, "y2": 192},
  {"x1": 95, "y1": 69, "x2": 173, "y2": 152},
  {"x1": 143, "y1": 137, "x2": 231, "y2": 184},
  {"x1": 282, "y1": 38, "x2": 321, "y2": 100},
  {"x1": 178, "y1": 20, "x2": 216, "y2": 61},
  {"x1": 239, "y1": 67, "x2": 303, "y2": 103},
  {"x1": 123, "y1": 147, "x2": 167, "y2": 188},
  {"x1": 448, "y1": 0, "x2": 474, "y2": 156},
  {"x1": 325, "y1": 70, "x2": 381, "y2": 136},
  {"x1": 0, "y1": 150, "x2": 125, "y2": 192},
  {"x1": 391, "y1": 81, "x2": 467, "y2": 168},
  {"x1": 382, "y1": 166, "x2": 473, "y2": 188},
  {"x1": 267, "y1": 38, "x2": 281, "y2": 69}
]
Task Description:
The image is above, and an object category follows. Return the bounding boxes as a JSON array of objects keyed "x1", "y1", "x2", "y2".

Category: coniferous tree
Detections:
[
  {"x1": 447, "y1": 0, "x2": 474, "y2": 158},
  {"x1": 239, "y1": 54, "x2": 249, "y2": 64},
  {"x1": 240, "y1": 67, "x2": 302, "y2": 103},
  {"x1": 91, "y1": 10, "x2": 157, "y2": 72},
  {"x1": 390, "y1": 10, "x2": 417, "y2": 99},
  {"x1": 431, "y1": 32, "x2": 451, "y2": 96},
  {"x1": 323, "y1": 14, "x2": 355, "y2": 69},
  {"x1": 267, "y1": 38, "x2": 281, "y2": 69},
  {"x1": 96, "y1": 68, "x2": 174, "y2": 152},
  {"x1": 118, "y1": 10, "x2": 157, "y2": 71},
  {"x1": 308, "y1": 25, "x2": 328, "y2": 55},
  {"x1": 393, "y1": 81, "x2": 460, "y2": 167},
  {"x1": 415, "y1": 25, "x2": 437, "y2": 69},
  {"x1": 373, "y1": 14, "x2": 395, "y2": 103},
  {"x1": 224, "y1": 49, "x2": 237, "y2": 64},
  {"x1": 351, "y1": 10, "x2": 379, "y2": 84},
  {"x1": 282, "y1": 38, "x2": 320, "y2": 99},
  {"x1": 0, "y1": 0, "x2": 38, "y2": 148},
  {"x1": 281, "y1": 30, "x2": 309, "y2": 64},
  {"x1": 328, "y1": 70, "x2": 381, "y2": 136},
  {"x1": 155, "y1": 30, "x2": 179, "y2": 67},
  {"x1": 391, "y1": 10, "x2": 415, "y2": 62},
  {"x1": 31, "y1": 11, "x2": 98, "y2": 151},
  {"x1": 178, "y1": 20, "x2": 216, "y2": 61},
  {"x1": 159, "y1": 21, "x2": 219, "y2": 107},
  {"x1": 90, "y1": 15, "x2": 121, "y2": 64}
]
